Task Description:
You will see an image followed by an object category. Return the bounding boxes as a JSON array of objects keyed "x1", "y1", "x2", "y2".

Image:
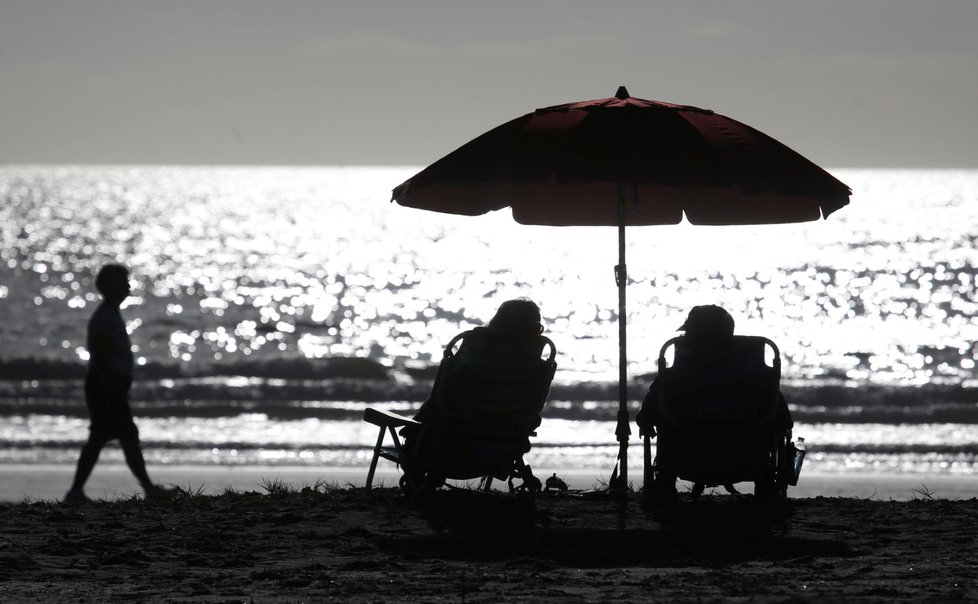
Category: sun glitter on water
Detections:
[{"x1": 1, "y1": 166, "x2": 976, "y2": 387}]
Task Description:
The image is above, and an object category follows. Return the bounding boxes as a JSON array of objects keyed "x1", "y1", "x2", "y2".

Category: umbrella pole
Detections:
[{"x1": 612, "y1": 184, "x2": 631, "y2": 492}]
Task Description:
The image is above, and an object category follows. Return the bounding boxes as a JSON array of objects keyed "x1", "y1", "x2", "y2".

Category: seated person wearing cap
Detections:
[{"x1": 636, "y1": 305, "x2": 792, "y2": 499}]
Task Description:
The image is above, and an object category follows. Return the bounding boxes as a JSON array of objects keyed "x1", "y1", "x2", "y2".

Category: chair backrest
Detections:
[
  {"x1": 428, "y1": 327, "x2": 557, "y2": 440},
  {"x1": 655, "y1": 335, "x2": 781, "y2": 427}
]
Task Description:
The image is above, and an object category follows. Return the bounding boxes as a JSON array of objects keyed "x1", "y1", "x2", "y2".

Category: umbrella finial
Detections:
[{"x1": 615, "y1": 86, "x2": 629, "y2": 99}]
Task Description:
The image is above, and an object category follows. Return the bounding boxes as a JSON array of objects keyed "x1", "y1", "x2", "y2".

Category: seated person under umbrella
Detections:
[{"x1": 636, "y1": 305, "x2": 793, "y2": 500}]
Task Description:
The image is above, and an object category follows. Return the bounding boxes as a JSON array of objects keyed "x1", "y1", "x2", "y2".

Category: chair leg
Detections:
[
  {"x1": 365, "y1": 425, "x2": 387, "y2": 490},
  {"x1": 643, "y1": 435, "x2": 654, "y2": 504}
]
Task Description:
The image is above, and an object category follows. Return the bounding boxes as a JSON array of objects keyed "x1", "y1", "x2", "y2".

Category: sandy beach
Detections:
[
  {"x1": 4, "y1": 462, "x2": 978, "y2": 504},
  {"x1": 1, "y1": 484, "x2": 976, "y2": 603}
]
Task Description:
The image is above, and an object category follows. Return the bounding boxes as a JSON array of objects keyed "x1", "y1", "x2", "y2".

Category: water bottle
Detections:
[{"x1": 792, "y1": 437, "x2": 807, "y2": 485}]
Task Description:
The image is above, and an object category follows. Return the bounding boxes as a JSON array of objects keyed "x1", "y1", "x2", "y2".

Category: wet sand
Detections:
[{"x1": 1, "y1": 486, "x2": 976, "y2": 602}]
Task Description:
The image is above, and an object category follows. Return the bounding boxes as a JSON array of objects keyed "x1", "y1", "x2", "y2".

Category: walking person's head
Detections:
[
  {"x1": 95, "y1": 264, "x2": 131, "y2": 307},
  {"x1": 489, "y1": 299, "x2": 543, "y2": 334},
  {"x1": 679, "y1": 305, "x2": 734, "y2": 345}
]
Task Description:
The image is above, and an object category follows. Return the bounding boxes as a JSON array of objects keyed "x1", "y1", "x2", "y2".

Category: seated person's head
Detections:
[
  {"x1": 489, "y1": 299, "x2": 543, "y2": 334},
  {"x1": 679, "y1": 305, "x2": 734, "y2": 345}
]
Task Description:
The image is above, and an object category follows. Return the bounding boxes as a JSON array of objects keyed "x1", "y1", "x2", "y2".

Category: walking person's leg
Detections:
[
  {"x1": 65, "y1": 374, "x2": 110, "y2": 503},
  {"x1": 118, "y1": 432, "x2": 158, "y2": 492},
  {"x1": 114, "y1": 377, "x2": 175, "y2": 500},
  {"x1": 65, "y1": 436, "x2": 106, "y2": 502}
]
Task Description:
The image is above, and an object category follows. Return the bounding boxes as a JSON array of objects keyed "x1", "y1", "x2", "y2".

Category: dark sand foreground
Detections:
[{"x1": 1, "y1": 487, "x2": 976, "y2": 602}]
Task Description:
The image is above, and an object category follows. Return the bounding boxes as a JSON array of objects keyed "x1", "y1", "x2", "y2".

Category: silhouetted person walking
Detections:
[{"x1": 65, "y1": 264, "x2": 174, "y2": 503}]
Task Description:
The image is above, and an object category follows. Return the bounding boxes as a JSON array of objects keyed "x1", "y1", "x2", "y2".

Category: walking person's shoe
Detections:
[{"x1": 63, "y1": 488, "x2": 91, "y2": 504}]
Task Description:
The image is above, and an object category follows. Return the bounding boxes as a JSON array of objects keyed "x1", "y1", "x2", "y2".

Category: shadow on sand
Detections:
[{"x1": 385, "y1": 489, "x2": 852, "y2": 568}]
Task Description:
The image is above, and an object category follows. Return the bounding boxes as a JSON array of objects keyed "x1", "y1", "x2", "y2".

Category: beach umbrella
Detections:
[{"x1": 392, "y1": 86, "x2": 851, "y2": 490}]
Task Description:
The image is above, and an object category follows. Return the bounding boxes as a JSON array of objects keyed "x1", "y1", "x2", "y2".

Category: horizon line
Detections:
[{"x1": 3, "y1": 162, "x2": 977, "y2": 172}]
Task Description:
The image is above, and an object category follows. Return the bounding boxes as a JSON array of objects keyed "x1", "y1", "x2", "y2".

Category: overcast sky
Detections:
[{"x1": 1, "y1": 1, "x2": 976, "y2": 168}]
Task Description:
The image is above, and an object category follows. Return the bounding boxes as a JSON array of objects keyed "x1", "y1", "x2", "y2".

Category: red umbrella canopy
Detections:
[{"x1": 393, "y1": 87, "x2": 851, "y2": 226}]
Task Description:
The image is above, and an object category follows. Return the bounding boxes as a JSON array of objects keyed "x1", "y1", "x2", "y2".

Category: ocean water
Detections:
[{"x1": 1, "y1": 165, "x2": 977, "y2": 490}]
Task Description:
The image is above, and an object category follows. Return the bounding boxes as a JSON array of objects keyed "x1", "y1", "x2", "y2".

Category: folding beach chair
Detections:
[
  {"x1": 364, "y1": 327, "x2": 557, "y2": 494},
  {"x1": 642, "y1": 335, "x2": 794, "y2": 503}
]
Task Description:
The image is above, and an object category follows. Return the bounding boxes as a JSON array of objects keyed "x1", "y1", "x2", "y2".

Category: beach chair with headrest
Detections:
[
  {"x1": 364, "y1": 327, "x2": 557, "y2": 494},
  {"x1": 642, "y1": 335, "x2": 794, "y2": 502}
]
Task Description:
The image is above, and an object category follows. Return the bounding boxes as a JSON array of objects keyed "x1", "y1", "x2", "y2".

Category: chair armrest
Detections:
[{"x1": 363, "y1": 407, "x2": 420, "y2": 429}]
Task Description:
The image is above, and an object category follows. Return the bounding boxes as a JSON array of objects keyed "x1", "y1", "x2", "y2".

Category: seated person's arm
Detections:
[{"x1": 635, "y1": 379, "x2": 659, "y2": 437}]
